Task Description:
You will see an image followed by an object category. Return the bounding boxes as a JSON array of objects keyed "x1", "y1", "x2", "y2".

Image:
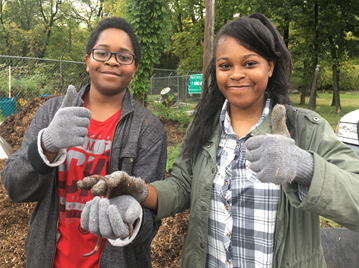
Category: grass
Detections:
[
  {"x1": 289, "y1": 92, "x2": 359, "y2": 131},
  {"x1": 166, "y1": 144, "x2": 180, "y2": 172}
]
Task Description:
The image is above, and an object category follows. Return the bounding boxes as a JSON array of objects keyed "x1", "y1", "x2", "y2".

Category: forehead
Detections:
[
  {"x1": 95, "y1": 28, "x2": 134, "y2": 53},
  {"x1": 216, "y1": 36, "x2": 256, "y2": 57}
]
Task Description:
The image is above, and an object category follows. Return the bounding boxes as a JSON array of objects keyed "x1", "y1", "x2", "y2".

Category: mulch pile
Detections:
[{"x1": 0, "y1": 96, "x2": 190, "y2": 268}]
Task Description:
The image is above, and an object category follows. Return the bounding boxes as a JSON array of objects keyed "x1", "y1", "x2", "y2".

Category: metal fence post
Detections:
[
  {"x1": 8, "y1": 65, "x2": 11, "y2": 98},
  {"x1": 60, "y1": 50, "x2": 66, "y2": 93},
  {"x1": 185, "y1": 71, "x2": 190, "y2": 105},
  {"x1": 176, "y1": 63, "x2": 183, "y2": 111}
]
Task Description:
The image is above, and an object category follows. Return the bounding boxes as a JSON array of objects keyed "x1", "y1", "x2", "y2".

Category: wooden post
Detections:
[{"x1": 201, "y1": 0, "x2": 214, "y2": 97}]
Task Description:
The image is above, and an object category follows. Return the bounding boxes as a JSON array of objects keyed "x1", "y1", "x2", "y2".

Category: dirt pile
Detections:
[
  {"x1": 0, "y1": 96, "x2": 55, "y2": 152},
  {"x1": 0, "y1": 96, "x2": 189, "y2": 268}
]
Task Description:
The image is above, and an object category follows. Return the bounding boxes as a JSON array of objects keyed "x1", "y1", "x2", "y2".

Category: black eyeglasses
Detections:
[{"x1": 91, "y1": 48, "x2": 136, "y2": 65}]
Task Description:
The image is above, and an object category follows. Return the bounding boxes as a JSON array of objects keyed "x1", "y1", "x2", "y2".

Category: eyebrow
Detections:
[
  {"x1": 217, "y1": 53, "x2": 260, "y2": 62},
  {"x1": 95, "y1": 44, "x2": 132, "y2": 53}
]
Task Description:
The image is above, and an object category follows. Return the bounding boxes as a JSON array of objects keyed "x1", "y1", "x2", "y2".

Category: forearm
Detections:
[{"x1": 141, "y1": 184, "x2": 158, "y2": 210}]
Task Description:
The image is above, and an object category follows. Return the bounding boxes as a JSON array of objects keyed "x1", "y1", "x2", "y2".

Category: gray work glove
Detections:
[
  {"x1": 78, "y1": 171, "x2": 149, "y2": 203},
  {"x1": 244, "y1": 104, "x2": 314, "y2": 185},
  {"x1": 81, "y1": 195, "x2": 142, "y2": 240},
  {"x1": 42, "y1": 85, "x2": 92, "y2": 153}
]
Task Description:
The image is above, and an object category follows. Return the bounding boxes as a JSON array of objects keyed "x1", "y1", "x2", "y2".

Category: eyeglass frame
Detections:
[{"x1": 90, "y1": 48, "x2": 136, "y2": 65}]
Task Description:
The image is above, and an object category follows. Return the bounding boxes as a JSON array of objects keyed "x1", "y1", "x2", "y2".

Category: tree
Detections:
[
  {"x1": 126, "y1": 0, "x2": 171, "y2": 105},
  {"x1": 317, "y1": 0, "x2": 359, "y2": 113},
  {"x1": 0, "y1": 0, "x2": 40, "y2": 56},
  {"x1": 36, "y1": 0, "x2": 64, "y2": 58},
  {"x1": 169, "y1": 0, "x2": 205, "y2": 71}
]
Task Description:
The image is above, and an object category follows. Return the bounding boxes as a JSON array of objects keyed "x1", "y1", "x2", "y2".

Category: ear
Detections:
[
  {"x1": 132, "y1": 63, "x2": 139, "y2": 79},
  {"x1": 85, "y1": 54, "x2": 90, "y2": 73},
  {"x1": 268, "y1": 59, "x2": 276, "y2": 78}
]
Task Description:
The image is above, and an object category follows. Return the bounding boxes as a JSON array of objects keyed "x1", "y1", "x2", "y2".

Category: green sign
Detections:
[{"x1": 188, "y1": 74, "x2": 202, "y2": 95}]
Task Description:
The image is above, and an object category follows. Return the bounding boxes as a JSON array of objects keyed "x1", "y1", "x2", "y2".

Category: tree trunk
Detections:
[
  {"x1": 283, "y1": 22, "x2": 289, "y2": 48},
  {"x1": 331, "y1": 63, "x2": 341, "y2": 112},
  {"x1": 300, "y1": 62, "x2": 310, "y2": 105},
  {"x1": 310, "y1": 3, "x2": 319, "y2": 110},
  {"x1": 328, "y1": 36, "x2": 341, "y2": 113}
]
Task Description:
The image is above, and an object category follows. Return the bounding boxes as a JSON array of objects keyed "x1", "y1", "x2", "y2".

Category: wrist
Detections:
[
  {"x1": 41, "y1": 136, "x2": 57, "y2": 154},
  {"x1": 294, "y1": 150, "x2": 314, "y2": 185},
  {"x1": 140, "y1": 184, "x2": 158, "y2": 210},
  {"x1": 42, "y1": 130, "x2": 59, "y2": 153}
]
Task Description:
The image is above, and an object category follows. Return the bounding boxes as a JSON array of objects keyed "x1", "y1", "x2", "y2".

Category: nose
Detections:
[
  {"x1": 105, "y1": 54, "x2": 120, "y2": 66},
  {"x1": 230, "y1": 68, "x2": 245, "y2": 80}
]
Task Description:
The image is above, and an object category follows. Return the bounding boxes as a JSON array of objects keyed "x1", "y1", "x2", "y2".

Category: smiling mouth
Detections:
[
  {"x1": 100, "y1": 71, "x2": 121, "y2": 76},
  {"x1": 228, "y1": 85, "x2": 250, "y2": 89}
]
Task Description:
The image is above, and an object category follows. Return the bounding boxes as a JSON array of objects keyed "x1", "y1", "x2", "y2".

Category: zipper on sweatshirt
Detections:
[
  {"x1": 51, "y1": 172, "x2": 61, "y2": 267},
  {"x1": 108, "y1": 110, "x2": 133, "y2": 170}
]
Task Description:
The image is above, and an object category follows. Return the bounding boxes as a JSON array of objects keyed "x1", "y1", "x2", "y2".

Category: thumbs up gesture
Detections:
[
  {"x1": 245, "y1": 104, "x2": 313, "y2": 185},
  {"x1": 41, "y1": 85, "x2": 92, "y2": 153}
]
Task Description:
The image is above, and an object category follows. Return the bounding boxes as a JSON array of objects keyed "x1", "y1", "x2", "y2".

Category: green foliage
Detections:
[
  {"x1": 168, "y1": 0, "x2": 205, "y2": 71},
  {"x1": 126, "y1": 0, "x2": 172, "y2": 104},
  {"x1": 152, "y1": 101, "x2": 191, "y2": 129},
  {"x1": 166, "y1": 143, "x2": 181, "y2": 172},
  {"x1": 0, "y1": 109, "x2": 5, "y2": 122}
]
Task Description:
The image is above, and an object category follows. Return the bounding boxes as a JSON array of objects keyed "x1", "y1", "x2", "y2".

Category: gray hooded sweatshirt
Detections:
[{"x1": 1, "y1": 84, "x2": 167, "y2": 268}]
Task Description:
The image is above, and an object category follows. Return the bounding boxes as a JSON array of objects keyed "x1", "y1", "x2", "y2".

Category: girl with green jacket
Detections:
[{"x1": 92, "y1": 13, "x2": 359, "y2": 268}]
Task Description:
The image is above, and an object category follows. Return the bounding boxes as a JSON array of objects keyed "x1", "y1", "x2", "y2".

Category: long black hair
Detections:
[{"x1": 183, "y1": 13, "x2": 292, "y2": 154}]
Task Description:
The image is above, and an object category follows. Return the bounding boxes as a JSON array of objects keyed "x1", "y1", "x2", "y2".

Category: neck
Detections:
[
  {"x1": 86, "y1": 87, "x2": 126, "y2": 121},
  {"x1": 229, "y1": 99, "x2": 265, "y2": 138}
]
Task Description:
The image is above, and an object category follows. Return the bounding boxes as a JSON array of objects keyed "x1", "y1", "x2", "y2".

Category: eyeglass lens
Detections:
[{"x1": 92, "y1": 49, "x2": 134, "y2": 64}]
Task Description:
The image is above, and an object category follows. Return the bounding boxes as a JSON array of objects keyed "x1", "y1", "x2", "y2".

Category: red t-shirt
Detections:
[{"x1": 53, "y1": 102, "x2": 121, "y2": 268}]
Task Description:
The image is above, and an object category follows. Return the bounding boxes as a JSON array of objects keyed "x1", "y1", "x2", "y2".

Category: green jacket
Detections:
[{"x1": 152, "y1": 105, "x2": 359, "y2": 268}]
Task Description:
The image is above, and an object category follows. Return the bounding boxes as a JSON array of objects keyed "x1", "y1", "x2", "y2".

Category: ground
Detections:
[{"x1": 0, "y1": 96, "x2": 190, "y2": 268}]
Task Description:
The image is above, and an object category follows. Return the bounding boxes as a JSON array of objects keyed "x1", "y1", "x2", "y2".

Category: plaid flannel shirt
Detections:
[{"x1": 206, "y1": 98, "x2": 281, "y2": 268}]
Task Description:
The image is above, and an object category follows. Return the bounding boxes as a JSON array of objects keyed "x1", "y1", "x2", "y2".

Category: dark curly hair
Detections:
[
  {"x1": 86, "y1": 17, "x2": 141, "y2": 64},
  {"x1": 183, "y1": 13, "x2": 292, "y2": 154}
]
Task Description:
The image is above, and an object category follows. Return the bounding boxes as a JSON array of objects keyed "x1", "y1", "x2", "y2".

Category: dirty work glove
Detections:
[
  {"x1": 78, "y1": 171, "x2": 149, "y2": 203},
  {"x1": 41, "y1": 85, "x2": 92, "y2": 153},
  {"x1": 81, "y1": 195, "x2": 142, "y2": 240},
  {"x1": 245, "y1": 104, "x2": 314, "y2": 185}
]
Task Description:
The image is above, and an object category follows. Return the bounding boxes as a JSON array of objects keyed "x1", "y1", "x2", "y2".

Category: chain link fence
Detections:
[
  {"x1": 0, "y1": 55, "x2": 202, "y2": 119},
  {"x1": 0, "y1": 55, "x2": 89, "y2": 118},
  {"x1": 149, "y1": 67, "x2": 202, "y2": 111}
]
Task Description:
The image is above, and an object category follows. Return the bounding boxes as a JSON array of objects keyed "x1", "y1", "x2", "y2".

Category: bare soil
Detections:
[{"x1": 0, "y1": 96, "x2": 190, "y2": 268}]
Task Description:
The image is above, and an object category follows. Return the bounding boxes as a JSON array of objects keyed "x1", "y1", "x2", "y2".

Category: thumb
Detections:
[
  {"x1": 60, "y1": 85, "x2": 77, "y2": 108},
  {"x1": 271, "y1": 104, "x2": 290, "y2": 137}
]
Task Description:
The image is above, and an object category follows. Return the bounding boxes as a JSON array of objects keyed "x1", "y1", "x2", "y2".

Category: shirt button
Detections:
[
  {"x1": 237, "y1": 142, "x2": 240, "y2": 146},
  {"x1": 212, "y1": 168, "x2": 215, "y2": 173},
  {"x1": 201, "y1": 205, "x2": 207, "y2": 211},
  {"x1": 200, "y1": 242, "x2": 205, "y2": 249},
  {"x1": 227, "y1": 232, "x2": 231, "y2": 237},
  {"x1": 207, "y1": 144, "x2": 211, "y2": 148},
  {"x1": 225, "y1": 181, "x2": 229, "y2": 185},
  {"x1": 226, "y1": 206, "x2": 229, "y2": 210},
  {"x1": 227, "y1": 260, "x2": 231, "y2": 265}
]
